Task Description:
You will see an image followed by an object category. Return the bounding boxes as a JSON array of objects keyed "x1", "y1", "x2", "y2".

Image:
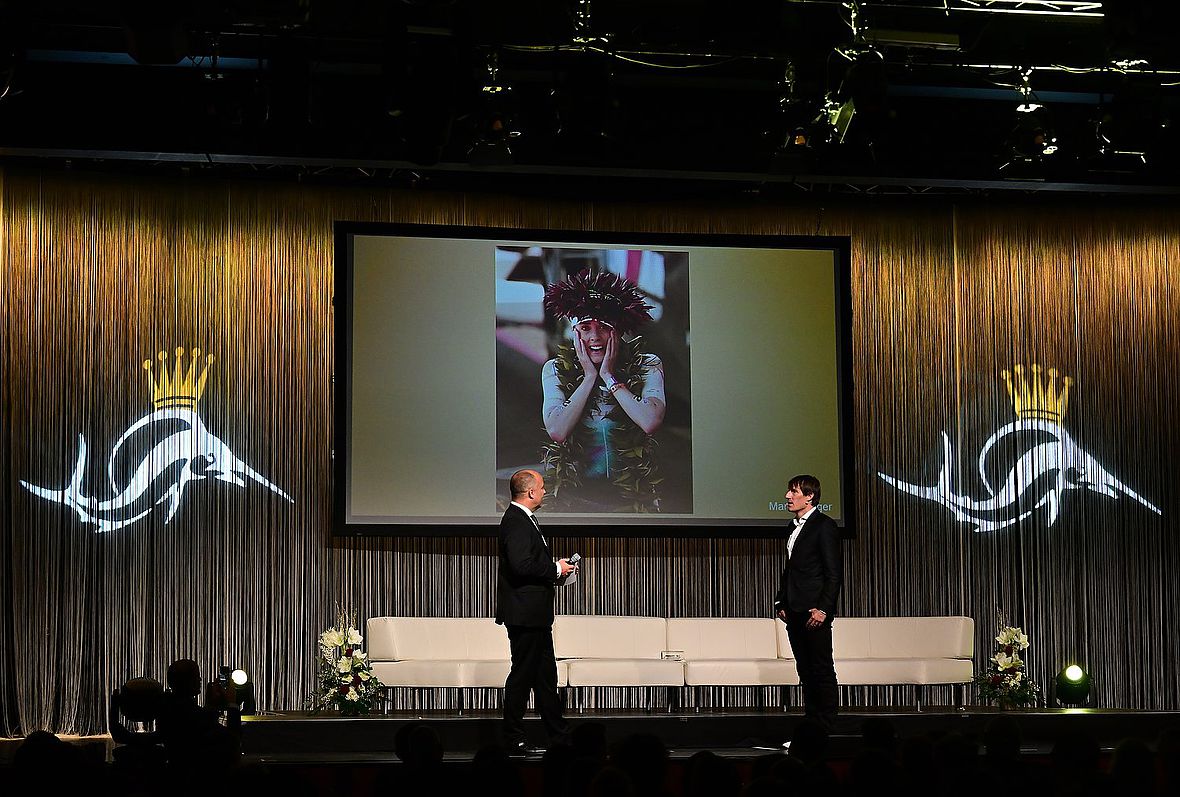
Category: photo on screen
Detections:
[
  {"x1": 494, "y1": 247, "x2": 692, "y2": 516},
  {"x1": 337, "y1": 222, "x2": 853, "y2": 535}
]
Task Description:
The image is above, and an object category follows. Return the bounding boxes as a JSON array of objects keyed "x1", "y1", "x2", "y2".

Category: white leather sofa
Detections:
[{"x1": 365, "y1": 615, "x2": 974, "y2": 710}]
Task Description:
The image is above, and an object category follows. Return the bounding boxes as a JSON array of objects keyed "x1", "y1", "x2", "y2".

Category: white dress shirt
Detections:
[{"x1": 787, "y1": 505, "x2": 816, "y2": 558}]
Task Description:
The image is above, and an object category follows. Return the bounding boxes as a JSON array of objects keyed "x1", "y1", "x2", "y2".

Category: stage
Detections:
[{"x1": 240, "y1": 706, "x2": 1180, "y2": 764}]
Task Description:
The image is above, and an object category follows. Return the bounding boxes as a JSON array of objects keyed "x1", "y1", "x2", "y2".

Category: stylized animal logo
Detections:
[
  {"x1": 879, "y1": 364, "x2": 1161, "y2": 532},
  {"x1": 21, "y1": 347, "x2": 292, "y2": 532}
]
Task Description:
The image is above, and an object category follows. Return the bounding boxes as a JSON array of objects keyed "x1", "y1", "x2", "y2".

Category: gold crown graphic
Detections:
[
  {"x1": 1000, "y1": 363, "x2": 1073, "y2": 423},
  {"x1": 142, "y1": 347, "x2": 214, "y2": 410}
]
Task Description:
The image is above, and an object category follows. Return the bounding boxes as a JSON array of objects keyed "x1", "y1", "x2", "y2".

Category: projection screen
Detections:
[{"x1": 335, "y1": 223, "x2": 853, "y2": 536}]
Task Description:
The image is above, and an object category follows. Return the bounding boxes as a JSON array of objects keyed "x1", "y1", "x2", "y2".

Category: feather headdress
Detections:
[{"x1": 543, "y1": 267, "x2": 653, "y2": 333}]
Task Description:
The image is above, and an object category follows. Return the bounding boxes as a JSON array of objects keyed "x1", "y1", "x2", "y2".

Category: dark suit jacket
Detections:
[
  {"x1": 495, "y1": 504, "x2": 558, "y2": 627},
  {"x1": 774, "y1": 510, "x2": 843, "y2": 615}
]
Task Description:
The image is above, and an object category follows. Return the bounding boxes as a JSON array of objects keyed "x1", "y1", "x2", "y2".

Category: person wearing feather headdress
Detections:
[{"x1": 540, "y1": 268, "x2": 666, "y2": 512}]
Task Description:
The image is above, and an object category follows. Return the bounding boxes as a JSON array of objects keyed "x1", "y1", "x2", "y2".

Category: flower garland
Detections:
[
  {"x1": 974, "y1": 616, "x2": 1042, "y2": 708},
  {"x1": 309, "y1": 608, "x2": 385, "y2": 716},
  {"x1": 542, "y1": 336, "x2": 661, "y2": 512}
]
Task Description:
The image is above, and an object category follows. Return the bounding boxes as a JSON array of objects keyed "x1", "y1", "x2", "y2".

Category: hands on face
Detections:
[
  {"x1": 574, "y1": 332, "x2": 598, "y2": 378},
  {"x1": 599, "y1": 328, "x2": 618, "y2": 382}
]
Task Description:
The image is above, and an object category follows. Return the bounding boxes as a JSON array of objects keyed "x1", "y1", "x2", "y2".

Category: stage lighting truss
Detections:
[
  {"x1": 952, "y1": 1, "x2": 1102, "y2": 18},
  {"x1": 808, "y1": 0, "x2": 1103, "y2": 20}
]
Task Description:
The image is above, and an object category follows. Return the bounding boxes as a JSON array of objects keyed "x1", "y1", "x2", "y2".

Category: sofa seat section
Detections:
[
  {"x1": 683, "y1": 659, "x2": 800, "y2": 686},
  {"x1": 668, "y1": 618, "x2": 799, "y2": 686},
  {"x1": 555, "y1": 615, "x2": 682, "y2": 688},
  {"x1": 367, "y1": 617, "x2": 570, "y2": 689},
  {"x1": 564, "y1": 658, "x2": 684, "y2": 687}
]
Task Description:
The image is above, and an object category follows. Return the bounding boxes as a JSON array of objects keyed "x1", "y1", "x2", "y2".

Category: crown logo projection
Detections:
[
  {"x1": 144, "y1": 347, "x2": 214, "y2": 410},
  {"x1": 21, "y1": 344, "x2": 291, "y2": 532},
  {"x1": 1001, "y1": 363, "x2": 1073, "y2": 424},
  {"x1": 878, "y1": 361, "x2": 1159, "y2": 533}
]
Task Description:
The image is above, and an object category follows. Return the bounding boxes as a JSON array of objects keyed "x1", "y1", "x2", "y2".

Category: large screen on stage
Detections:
[{"x1": 335, "y1": 223, "x2": 853, "y2": 535}]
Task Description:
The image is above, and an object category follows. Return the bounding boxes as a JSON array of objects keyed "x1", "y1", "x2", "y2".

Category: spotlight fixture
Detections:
[
  {"x1": 1007, "y1": 115, "x2": 1058, "y2": 159},
  {"x1": 1095, "y1": 121, "x2": 1147, "y2": 168},
  {"x1": 770, "y1": 61, "x2": 835, "y2": 172},
  {"x1": 1054, "y1": 664, "x2": 1091, "y2": 707},
  {"x1": 210, "y1": 665, "x2": 256, "y2": 715},
  {"x1": 468, "y1": 50, "x2": 520, "y2": 166},
  {"x1": 772, "y1": 121, "x2": 821, "y2": 173},
  {"x1": 828, "y1": 47, "x2": 888, "y2": 145},
  {"x1": 1093, "y1": 105, "x2": 1151, "y2": 168},
  {"x1": 1001, "y1": 69, "x2": 1058, "y2": 171},
  {"x1": 772, "y1": 107, "x2": 835, "y2": 172},
  {"x1": 1015, "y1": 68, "x2": 1044, "y2": 115}
]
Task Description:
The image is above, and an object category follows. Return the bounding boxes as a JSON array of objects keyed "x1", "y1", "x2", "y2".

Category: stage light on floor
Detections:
[
  {"x1": 210, "y1": 665, "x2": 257, "y2": 715},
  {"x1": 230, "y1": 668, "x2": 257, "y2": 715},
  {"x1": 1054, "y1": 664, "x2": 1091, "y2": 706}
]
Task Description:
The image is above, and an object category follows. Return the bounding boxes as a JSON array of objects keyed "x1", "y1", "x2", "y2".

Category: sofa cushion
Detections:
[
  {"x1": 367, "y1": 617, "x2": 510, "y2": 662},
  {"x1": 553, "y1": 615, "x2": 667, "y2": 660},
  {"x1": 834, "y1": 658, "x2": 923, "y2": 684},
  {"x1": 372, "y1": 659, "x2": 568, "y2": 688},
  {"x1": 684, "y1": 659, "x2": 800, "y2": 686},
  {"x1": 371, "y1": 660, "x2": 466, "y2": 687},
  {"x1": 834, "y1": 656, "x2": 975, "y2": 685},
  {"x1": 919, "y1": 657, "x2": 975, "y2": 684},
  {"x1": 832, "y1": 617, "x2": 974, "y2": 659},
  {"x1": 457, "y1": 660, "x2": 514, "y2": 688},
  {"x1": 565, "y1": 658, "x2": 684, "y2": 687},
  {"x1": 667, "y1": 618, "x2": 779, "y2": 660}
]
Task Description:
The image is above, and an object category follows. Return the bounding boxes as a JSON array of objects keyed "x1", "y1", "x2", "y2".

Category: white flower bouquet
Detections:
[
  {"x1": 974, "y1": 616, "x2": 1041, "y2": 708},
  {"x1": 309, "y1": 608, "x2": 385, "y2": 716}
]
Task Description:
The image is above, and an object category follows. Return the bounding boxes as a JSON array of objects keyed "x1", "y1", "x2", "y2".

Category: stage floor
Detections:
[{"x1": 240, "y1": 706, "x2": 1180, "y2": 763}]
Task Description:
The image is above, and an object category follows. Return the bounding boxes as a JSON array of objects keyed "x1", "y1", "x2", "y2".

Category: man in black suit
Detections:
[
  {"x1": 497, "y1": 469, "x2": 577, "y2": 754},
  {"x1": 774, "y1": 474, "x2": 843, "y2": 730}
]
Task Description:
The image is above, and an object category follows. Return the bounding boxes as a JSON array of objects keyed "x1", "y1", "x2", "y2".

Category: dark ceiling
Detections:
[{"x1": 1, "y1": 1, "x2": 1179, "y2": 194}]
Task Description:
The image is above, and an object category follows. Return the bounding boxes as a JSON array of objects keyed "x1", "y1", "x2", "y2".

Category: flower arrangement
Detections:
[
  {"x1": 975, "y1": 618, "x2": 1042, "y2": 708},
  {"x1": 309, "y1": 608, "x2": 385, "y2": 716}
]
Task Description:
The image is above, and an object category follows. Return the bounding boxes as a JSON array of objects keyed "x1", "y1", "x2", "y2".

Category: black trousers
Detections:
[
  {"x1": 503, "y1": 624, "x2": 569, "y2": 745},
  {"x1": 785, "y1": 611, "x2": 838, "y2": 730}
]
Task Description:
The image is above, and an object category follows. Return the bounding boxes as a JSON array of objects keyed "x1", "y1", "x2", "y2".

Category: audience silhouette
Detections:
[{"x1": 9, "y1": 697, "x2": 1175, "y2": 796}]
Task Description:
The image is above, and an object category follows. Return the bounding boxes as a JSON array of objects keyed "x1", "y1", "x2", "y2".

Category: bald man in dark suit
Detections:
[{"x1": 496, "y1": 469, "x2": 576, "y2": 754}]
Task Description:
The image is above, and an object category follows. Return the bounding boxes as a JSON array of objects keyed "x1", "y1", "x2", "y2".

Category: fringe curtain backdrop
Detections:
[{"x1": 1, "y1": 170, "x2": 1178, "y2": 735}]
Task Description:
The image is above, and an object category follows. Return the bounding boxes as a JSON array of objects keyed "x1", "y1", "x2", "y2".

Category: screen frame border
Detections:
[{"x1": 333, "y1": 221, "x2": 855, "y2": 538}]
